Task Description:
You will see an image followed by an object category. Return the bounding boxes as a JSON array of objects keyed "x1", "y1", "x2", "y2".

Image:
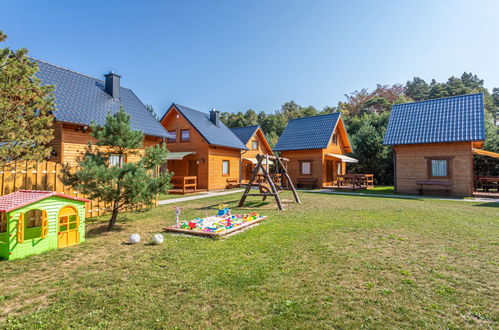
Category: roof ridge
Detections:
[
  {"x1": 288, "y1": 112, "x2": 340, "y2": 122},
  {"x1": 231, "y1": 124, "x2": 259, "y2": 130},
  {"x1": 173, "y1": 103, "x2": 206, "y2": 115},
  {"x1": 29, "y1": 56, "x2": 132, "y2": 91},
  {"x1": 393, "y1": 93, "x2": 483, "y2": 108}
]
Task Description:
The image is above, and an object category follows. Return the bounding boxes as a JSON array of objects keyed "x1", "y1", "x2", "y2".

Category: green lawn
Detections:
[{"x1": 0, "y1": 191, "x2": 497, "y2": 328}]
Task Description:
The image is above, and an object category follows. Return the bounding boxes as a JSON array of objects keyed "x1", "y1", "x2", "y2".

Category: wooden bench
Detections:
[
  {"x1": 296, "y1": 177, "x2": 317, "y2": 189},
  {"x1": 416, "y1": 180, "x2": 452, "y2": 196},
  {"x1": 226, "y1": 178, "x2": 240, "y2": 189}
]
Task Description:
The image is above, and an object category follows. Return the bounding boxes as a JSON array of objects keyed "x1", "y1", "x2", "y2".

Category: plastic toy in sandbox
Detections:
[{"x1": 164, "y1": 204, "x2": 267, "y2": 237}]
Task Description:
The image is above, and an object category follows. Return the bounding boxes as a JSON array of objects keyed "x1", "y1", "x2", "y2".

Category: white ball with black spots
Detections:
[
  {"x1": 129, "y1": 233, "x2": 141, "y2": 244},
  {"x1": 152, "y1": 233, "x2": 164, "y2": 245}
]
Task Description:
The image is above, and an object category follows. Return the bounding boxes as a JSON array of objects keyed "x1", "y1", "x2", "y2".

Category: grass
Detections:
[{"x1": 0, "y1": 191, "x2": 497, "y2": 328}]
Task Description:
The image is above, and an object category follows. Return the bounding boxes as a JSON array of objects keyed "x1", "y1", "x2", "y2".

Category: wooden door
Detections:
[
  {"x1": 58, "y1": 206, "x2": 79, "y2": 248},
  {"x1": 326, "y1": 160, "x2": 334, "y2": 183},
  {"x1": 188, "y1": 160, "x2": 198, "y2": 177},
  {"x1": 245, "y1": 163, "x2": 253, "y2": 182}
]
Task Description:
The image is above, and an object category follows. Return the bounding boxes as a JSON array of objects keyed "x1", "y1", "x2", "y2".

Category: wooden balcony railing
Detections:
[{"x1": 170, "y1": 176, "x2": 197, "y2": 193}]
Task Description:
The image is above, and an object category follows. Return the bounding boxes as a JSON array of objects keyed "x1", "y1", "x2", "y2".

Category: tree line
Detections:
[{"x1": 221, "y1": 73, "x2": 499, "y2": 185}]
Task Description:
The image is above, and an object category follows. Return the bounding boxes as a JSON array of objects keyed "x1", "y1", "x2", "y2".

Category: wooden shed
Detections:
[
  {"x1": 273, "y1": 113, "x2": 358, "y2": 188},
  {"x1": 0, "y1": 190, "x2": 89, "y2": 260},
  {"x1": 384, "y1": 93, "x2": 487, "y2": 196},
  {"x1": 230, "y1": 125, "x2": 274, "y2": 184},
  {"x1": 160, "y1": 104, "x2": 248, "y2": 192}
]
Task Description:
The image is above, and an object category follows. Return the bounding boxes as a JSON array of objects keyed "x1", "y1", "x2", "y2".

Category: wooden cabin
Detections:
[
  {"x1": 384, "y1": 93, "x2": 487, "y2": 196},
  {"x1": 160, "y1": 104, "x2": 248, "y2": 191},
  {"x1": 274, "y1": 113, "x2": 358, "y2": 188},
  {"x1": 33, "y1": 58, "x2": 169, "y2": 166},
  {"x1": 230, "y1": 125, "x2": 274, "y2": 184}
]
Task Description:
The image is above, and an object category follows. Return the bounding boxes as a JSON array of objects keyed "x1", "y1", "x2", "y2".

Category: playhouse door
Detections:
[{"x1": 58, "y1": 206, "x2": 79, "y2": 248}]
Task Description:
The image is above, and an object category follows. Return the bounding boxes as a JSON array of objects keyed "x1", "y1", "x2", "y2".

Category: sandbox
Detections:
[{"x1": 164, "y1": 207, "x2": 267, "y2": 238}]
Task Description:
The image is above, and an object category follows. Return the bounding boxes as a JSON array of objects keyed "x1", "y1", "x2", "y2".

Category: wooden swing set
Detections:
[{"x1": 238, "y1": 154, "x2": 301, "y2": 210}]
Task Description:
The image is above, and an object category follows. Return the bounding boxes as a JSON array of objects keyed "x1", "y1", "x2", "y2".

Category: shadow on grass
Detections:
[
  {"x1": 86, "y1": 224, "x2": 126, "y2": 238},
  {"x1": 473, "y1": 202, "x2": 499, "y2": 207},
  {"x1": 192, "y1": 199, "x2": 241, "y2": 211}
]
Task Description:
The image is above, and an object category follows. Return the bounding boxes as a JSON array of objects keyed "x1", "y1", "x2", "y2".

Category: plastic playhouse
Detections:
[
  {"x1": 0, "y1": 190, "x2": 89, "y2": 260},
  {"x1": 164, "y1": 204, "x2": 267, "y2": 237}
]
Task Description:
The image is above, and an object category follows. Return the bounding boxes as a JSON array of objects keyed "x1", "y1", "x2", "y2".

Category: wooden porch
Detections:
[{"x1": 169, "y1": 176, "x2": 203, "y2": 195}]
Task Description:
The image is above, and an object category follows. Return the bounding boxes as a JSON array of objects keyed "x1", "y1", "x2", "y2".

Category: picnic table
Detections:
[
  {"x1": 477, "y1": 176, "x2": 499, "y2": 192},
  {"x1": 337, "y1": 174, "x2": 374, "y2": 190}
]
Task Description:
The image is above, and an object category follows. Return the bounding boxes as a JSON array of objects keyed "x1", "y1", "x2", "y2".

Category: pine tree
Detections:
[
  {"x1": 0, "y1": 30, "x2": 55, "y2": 163},
  {"x1": 62, "y1": 108, "x2": 171, "y2": 230}
]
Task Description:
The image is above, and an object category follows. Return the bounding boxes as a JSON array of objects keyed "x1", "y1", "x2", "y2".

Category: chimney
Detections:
[
  {"x1": 210, "y1": 108, "x2": 220, "y2": 127},
  {"x1": 104, "y1": 71, "x2": 121, "y2": 99}
]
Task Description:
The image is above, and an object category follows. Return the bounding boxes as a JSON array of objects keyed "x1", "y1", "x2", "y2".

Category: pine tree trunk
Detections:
[{"x1": 108, "y1": 207, "x2": 119, "y2": 230}]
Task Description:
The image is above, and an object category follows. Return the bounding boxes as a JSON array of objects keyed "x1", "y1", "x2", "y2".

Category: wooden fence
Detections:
[{"x1": 0, "y1": 161, "x2": 154, "y2": 218}]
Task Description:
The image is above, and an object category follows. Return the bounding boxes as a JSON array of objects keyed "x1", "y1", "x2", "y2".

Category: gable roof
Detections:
[
  {"x1": 0, "y1": 190, "x2": 89, "y2": 213},
  {"x1": 384, "y1": 93, "x2": 485, "y2": 145},
  {"x1": 32, "y1": 58, "x2": 169, "y2": 138},
  {"x1": 274, "y1": 113, "x2": 343, "y2": 151},
  {"x1": 163, "y1": 104, "x2": 248, "y2": 150},
  {"x1": 230, "y1": 125, "x2": 260, "y2": 145}
]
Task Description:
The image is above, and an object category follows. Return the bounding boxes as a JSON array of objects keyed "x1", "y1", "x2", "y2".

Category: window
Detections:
[
  {"x1": 332, "y1": 133, "x2": 338, "y2": 145},
  {"x1": 26, "y1": 209, "x2": 42, "y2": 228},
  {"x1": 300, "y1": 160, "x2": 312, "y2": 175},
  {"x1": 180, "y1": 129, "x2": 190, "y2": 142},
  {"x1": 109, "y1": 154, "x2": 124, "y2": 167},
  {"x1": 426, "y1": 156, "x2": 453, "y2": 179},
  {"x1": 432, "y1": 160, "x2": 447, "y2": 177},
  {"x1": 167, "y1": 130, "x2": 177, "y2": 143},
  {"x1": 251, "y1": 140, "x2": 258, "y2": 150},
  {"x1": 0, "y1": 213, "x2": 6, "y2": 233},
  {"x1": 222, "y1": 160, "x2": 230, "y2": 176},
  {"x1": 337, "y1": 163, "x2": 342, "y2": 175}
]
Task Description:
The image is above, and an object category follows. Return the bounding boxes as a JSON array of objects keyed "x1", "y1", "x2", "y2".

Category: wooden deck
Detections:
[
  {"x1": 170, "y1": 176, "x2": 197, "y2": 194},
  {"x1": 168, "y1": 188, "x2": 207, "y2": 195}
]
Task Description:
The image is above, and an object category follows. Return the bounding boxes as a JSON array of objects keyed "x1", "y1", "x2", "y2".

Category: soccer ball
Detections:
[
  {"x1": 152, "y1": 233, "x2": 164, "y2": 245},
  {"x1": 129, "y1": 233, "x2": 141, "y2": 244}
]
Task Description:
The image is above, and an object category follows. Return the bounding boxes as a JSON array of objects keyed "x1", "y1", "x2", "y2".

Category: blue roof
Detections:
[
  {"x1": 168, "y1": 104, "x2": 248, "y2": 150},
  {"x1": 32, "y1": 58, "x2": 169, "y2": 138},
  {"x1": 230, "y1": 125, "x2": 259, "y2": 145},
  {"x1": 274, "y1": 113, "x2": 341, "y2": 151},
  {"x1": 384, "y1": 93, "x2": 485, "y2": 145}
]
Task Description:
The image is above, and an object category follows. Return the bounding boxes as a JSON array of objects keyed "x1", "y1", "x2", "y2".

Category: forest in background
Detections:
[{"x1": 220, "y1": 73, "x2": 499, "y2": 184}]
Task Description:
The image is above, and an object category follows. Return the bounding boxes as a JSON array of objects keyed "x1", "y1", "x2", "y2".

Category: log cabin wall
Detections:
[
  {"x1": 49, "y1": 123, "x2": 162, "y2": 166},
  {"x1": 161, "y1": 107, "x2": 210, "y2": 189},
  {"x1": 47, "y1": 122, "x2": 64, "y2": 163},
  {"x1": 240, "y1": 128, "x2": 273, "y2": 182},
  {"x1": 242, "y1": 128, "x2": 273, "y2": 159},
  {"x1": 280, "y1": 149, "x2": 323, "y2": 188},
  {"x1": 321, "y1": 124, "x2": 348, "y2": 185},
  {"x1": 394, "y1": 142, "x2": 474, "y2": 196},
  {"x1": 208, "y1": 146, "x2": 241, "y2": 190}
]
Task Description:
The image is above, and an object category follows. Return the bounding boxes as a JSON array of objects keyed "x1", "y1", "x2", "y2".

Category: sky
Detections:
[{"x1": 2, "y1": 0, "x2": 499, "y2": 118}]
